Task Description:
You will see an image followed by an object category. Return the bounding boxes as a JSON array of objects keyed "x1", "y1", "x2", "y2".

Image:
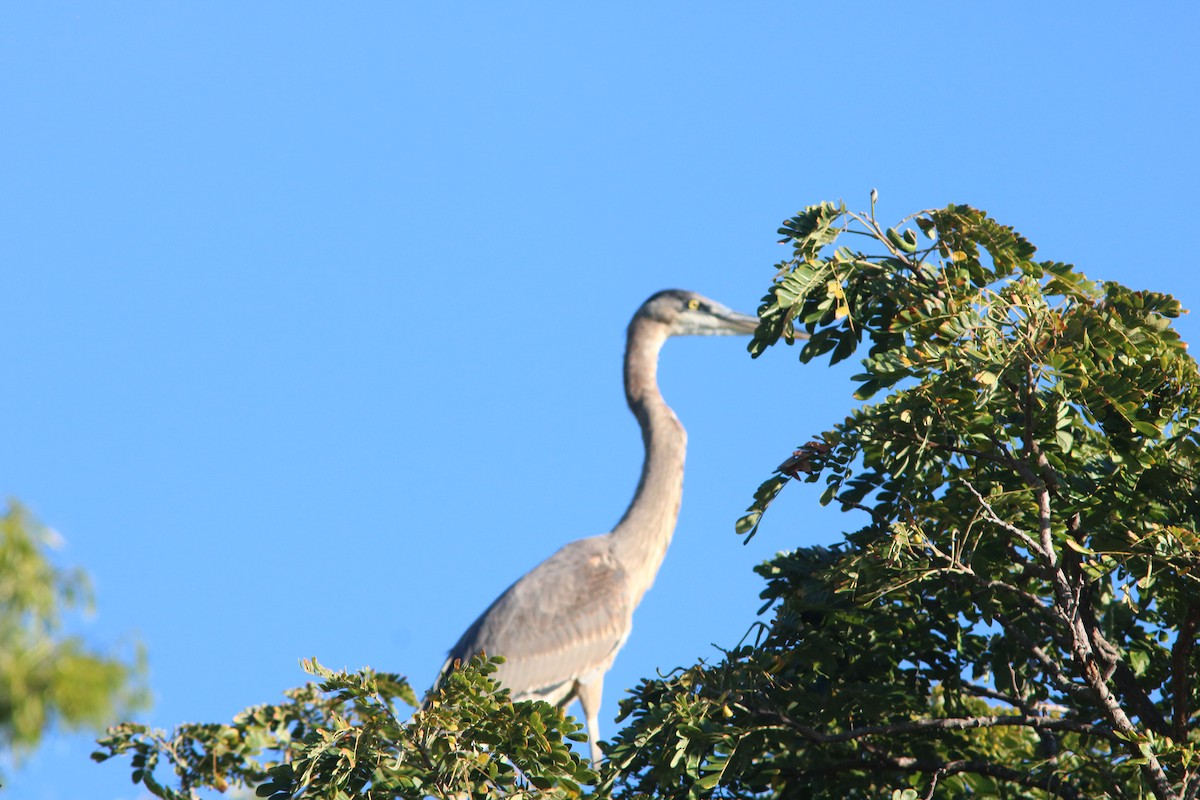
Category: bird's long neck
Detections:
[{"x1": 610, "y1": 317, "x2": 686, "y2": 609}]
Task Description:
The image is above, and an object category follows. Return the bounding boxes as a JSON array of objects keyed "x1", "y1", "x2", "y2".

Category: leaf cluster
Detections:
[
  {"x1": 613, "y1": 200, "x2": 1200, "y2": 799},
  {"x1": 94, "y1": 655, "x2": 597, "y2": 799}
]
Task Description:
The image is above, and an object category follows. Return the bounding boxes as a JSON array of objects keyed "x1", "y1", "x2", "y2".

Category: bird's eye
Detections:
[{"x1": 687, "y1": 298, "x2": 700, "y2": 311}]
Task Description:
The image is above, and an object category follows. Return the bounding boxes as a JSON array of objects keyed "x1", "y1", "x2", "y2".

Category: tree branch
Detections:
[
  {"x1": 779, "y1": 749, "x2": 1084, "y2": 800},
  {"x1": 963, "y1": 480, "x2": 1047, "y2": 559},
  {"x1": 1185, "y1": 770, "x2": 1200, "y2": 800},
  {"x1": 1173, "y1": 603, "x2": 1200, "y2": 741},
  {"x1": 989, "y1": 610, "x2": 1095, "y2": 704},
  {"x1": 1078, "y1": 593, "x2": 1171, "y2": 738},
  {"x1": 967, "y1": 467, "x2": 1178, "y2": 798},
  {"x1": 758, "y1": 709, "x2": 1118, "y2": 745}
]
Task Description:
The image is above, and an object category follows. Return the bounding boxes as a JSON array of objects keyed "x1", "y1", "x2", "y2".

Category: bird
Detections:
[{"x1": 433, "y1": 289, "x2": 759, "y2": 766}]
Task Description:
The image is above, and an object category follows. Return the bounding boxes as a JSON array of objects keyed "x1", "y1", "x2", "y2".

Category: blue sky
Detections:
[{"x1": 3, "y1": 4, "x2": 1198, "y2": 798}]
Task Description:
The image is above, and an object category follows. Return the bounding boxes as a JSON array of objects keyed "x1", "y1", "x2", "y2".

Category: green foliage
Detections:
[
  {"x1": 606, "y1": 199, "x2": 1200, "y2": 799},
  {"x1": 0, "y1": 501, "x2": 145, "y2": 764},
  {"x1": 94, "y1": 656, "x2": 598, "y2": 799},
  {"x1": 95, "y1": 199, "x2": 1200, "y2": 799}
]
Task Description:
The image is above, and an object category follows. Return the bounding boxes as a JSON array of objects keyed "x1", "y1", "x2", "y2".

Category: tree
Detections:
[
  {"x1": 605, "y1": 200, "x2": 1200, "y2": 799},
  {"x1": 0, "y1": 501, "x2": 145, "y2": 770},
  {"x1": 95, "y1": 201, "x2": 1200, "y2": 799}
]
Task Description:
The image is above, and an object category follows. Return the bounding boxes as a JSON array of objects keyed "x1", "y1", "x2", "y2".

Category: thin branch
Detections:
[
  {"x1": 960, "y1": 682, "x2": 1067, "y2": 763},
  {"x1": 922, "y1": 767, "x2": 943, "y2": 800},
  {"x1": 920, "y1": 528, "x2": 1072, "y2": 654},
  {"x1": 961, "y1": 682, "x2": 1026, "y2": 710},
  {"x1": 778, "y1": 751, "x2": 1083, "y2": 800},
  {"x1": 990, "y1": 610, "x2": 1093, "y2": 704},
  {"x1": 877, "y1": 430, "x2": 1015, "y2": 468},
  {"x1": 759, "y1": 709, "x2": 1118, "y2": 745},
  {"x1": 1185, "y1": 769, "x2": 1200, "y2": 800},
  {"x1": 844, "y1": 210, "x2": 916, "y2": 269},
  {"x1": 980, "y1": 579, "x2": 1060, "y2": 628},
  {"x1": 963, "y1": 480, "x2": 1047, "y2": 558}
]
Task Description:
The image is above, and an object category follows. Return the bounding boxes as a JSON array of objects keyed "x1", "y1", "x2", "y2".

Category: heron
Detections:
[{"x1": 434, "y1": 289, "x2": 759, "y2": 765}]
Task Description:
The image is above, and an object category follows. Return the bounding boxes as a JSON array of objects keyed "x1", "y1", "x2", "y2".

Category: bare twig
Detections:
[
  {"x1": 963, "y1": 480, "x2": 1046, "y2": 558},
  {"x1": 922, "y1": 767, "x2": 943, "y2": 800}
]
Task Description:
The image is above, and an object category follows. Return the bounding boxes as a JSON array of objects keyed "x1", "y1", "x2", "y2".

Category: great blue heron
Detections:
[{"x1": 434, "y1": 289, "x2": 759, "y2": 765}]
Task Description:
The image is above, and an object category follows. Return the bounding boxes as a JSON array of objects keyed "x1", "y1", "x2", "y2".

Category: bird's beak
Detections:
[{"x1": 714, "y1": 308, "x2": 760, "y2": 336}]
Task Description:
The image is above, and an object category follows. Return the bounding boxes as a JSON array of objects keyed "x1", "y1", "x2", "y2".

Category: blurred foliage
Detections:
[
  {"x1": 94, "y1": 656, "x2": 597, "y2": 799},
  {"x1": 97, "y1": 199, "x2": 1200, "y2": 799},
  {"x1": 606, "y1": 200, "x2": 1200, "y2": 800},
  {"x1": 0, "y1": 501, "x2": 145, "y2": 768}
]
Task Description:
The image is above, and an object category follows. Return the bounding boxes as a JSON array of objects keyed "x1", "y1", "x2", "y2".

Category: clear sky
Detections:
[{"x1": 3, "y1": 4, "x2": 1198, "y2": 798}]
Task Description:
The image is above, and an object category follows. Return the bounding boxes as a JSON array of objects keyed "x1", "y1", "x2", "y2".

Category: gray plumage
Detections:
[{"x1": 435, "y1": 289, "x2": 758, "y2": 764}]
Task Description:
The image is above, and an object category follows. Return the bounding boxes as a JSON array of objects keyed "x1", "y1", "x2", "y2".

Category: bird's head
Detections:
[{"x1": 636, "y1": 289, "x2": 759, "y2": 338}]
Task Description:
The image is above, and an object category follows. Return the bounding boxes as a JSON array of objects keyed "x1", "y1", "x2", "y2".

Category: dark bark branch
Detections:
[
  {"x1": 779, "y1": 750, "x2": 1084, "y2": 800},
  {"x1": 961, "y1": 682, "x2": 1025, "y2": 709},
  {"x1": 760, "y1": 709, "x2": 1118, "y2": 744},
  {"x1": 921, "y1": 767, "x2": 943, "y2": 800},
  {"x1": 1106, "y1": 657, "x2": 1171, "y2": 738},
  {"x1": 963, "y1": 682, "x2": 1067, "y2": 763},
  {"x1": 1173, "y1": 603, "x2": 1200, "y2": 741},
  {"x1": 979, "y1": 578, "x2": 1067, "y2": 636},
  {"x1": 959, "y1": 682, "x2": 1064, "y2": 761},
  {"x1": 912, "y1": 436, "x2": 1015, "y2": 467},
  {"x1": 1185, "y1": 770, "x2": 1200, "y2": 800},
  {"x1": 1033, "y1": 511, "x2": 1177, "y2": 799},
  {"x1": 1113, "y1": 662, "x2": 1171, "y2": 737},
  {"x1": 1072, "y1": 576, "x2": 1171, "y2": 738},
  {"x1": 991, "y1": 610, "x2": 1093, "y2": 703},
  {"x1": 1004, "y1": 397, "x2": 1179, "y2": 798}
]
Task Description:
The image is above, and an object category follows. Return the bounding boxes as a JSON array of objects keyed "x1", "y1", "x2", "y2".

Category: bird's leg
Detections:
[{"x1": 573, "y1": 678, "x2": 605, "y2": 766}]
